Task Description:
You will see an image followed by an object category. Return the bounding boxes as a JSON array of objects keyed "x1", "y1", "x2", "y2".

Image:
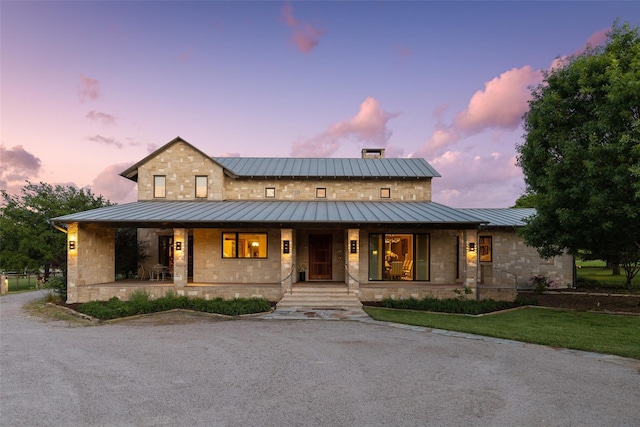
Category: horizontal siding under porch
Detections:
[{"x1": 70, "y1": 280, "x2": 514, "y2": 303}]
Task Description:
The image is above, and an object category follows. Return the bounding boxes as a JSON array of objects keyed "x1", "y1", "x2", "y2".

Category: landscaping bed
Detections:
[{"x1": 521, "y1": 291, "x2": 640, "y2": 314}]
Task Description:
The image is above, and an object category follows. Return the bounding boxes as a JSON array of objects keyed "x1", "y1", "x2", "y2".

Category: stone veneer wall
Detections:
[
  {"x1": 137, "y1": 141, "x2": 225, "y2": 201},
  {"x1": 192, "y1": 228, "x2": 282, "y2": 283},
  {"x1": 225, "y1": 178, "x2": 431, "y2": 202},
  {"x1": 478, "y1": 229, "x2": 574, "y2": 288},
  {"x1": 67, "y1": 223, "x2": 115, "y2": 303}
]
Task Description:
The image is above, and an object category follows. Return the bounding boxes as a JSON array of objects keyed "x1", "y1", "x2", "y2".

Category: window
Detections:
[
  {"x1": 380, "y1": 188, "x2": 391, "y2": 199},
  {"x1": 195, "y1": 176, "x2": 208, "y2": 198},
  {"x1": 316, "y1": 187, "x2": 326, "y2": 198},
  {"x1": 479, "y1": 236, "x2": 492, "y2": 262},
  {"x1": 154, "y1": 175, "x2": 166, "y2": 198},
  {"x1": 265, "y1": 187, "x2": 276, "y2": 198},
  {"x1": 368, "y1": 233, "x2": 429, "y2": 281},
  {"x1": 222, "y1": 233, "x2": 267, "y2": 258}
]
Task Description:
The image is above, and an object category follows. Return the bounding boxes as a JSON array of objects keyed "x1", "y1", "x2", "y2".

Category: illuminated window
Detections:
[
  {"x1": 367, "y1": 233, "x2": 429, "y2": 281},
  {"x1": 154, "y1": 176, "x2": 166, "y2": 198},
  {"x1": 222, "y1": 233, "x2": 267, "y2": 258},
  {"x1": 316, "y1": 188, "x2": 326, "y2": 198},
  {"x1": 380, "y1": 188, "x2": 391, "y2": 199},
  {"x1": 195, "y1": 176, "x2": 208, "y2": 198},
  {"x1": 479, "y1": 236, "x2": 492, "y2": 262},
  {"x1": 265, "y1": 187, "x2": 276, "y2": 198}
]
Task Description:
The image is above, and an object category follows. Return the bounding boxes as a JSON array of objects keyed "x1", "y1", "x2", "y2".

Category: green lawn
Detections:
[
  {"x1": 364, "y1": 306, "x2": 640, "y2": 360},
  {"x1": 576, "y1": 262, "x2": 640, "y2": 289}
]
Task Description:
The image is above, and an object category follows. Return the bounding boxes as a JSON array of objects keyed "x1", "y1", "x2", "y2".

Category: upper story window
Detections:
[
  {"x1": 154, "y1": 175, "x2": 166, "y2": 198},
  {"x1": 265, "y1": 187, "x2": 276, "y2": 198},
  {"x1": 195, "y1": 176, "x2": 208, "y2": 198},
  {"x1": 316, "y1": 187, "x2": 327, "y2": 198},
  {"x1": 479, "y1": 236, "x2": 492, "y2": 262},
  {"x1": 380, "y1": 188, "x2": 391, "y2": 199}
]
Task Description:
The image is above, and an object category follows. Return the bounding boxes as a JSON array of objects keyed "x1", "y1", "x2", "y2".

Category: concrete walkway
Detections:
[{"x1": 2, "y1": 291, "x2": 640, "y2": 426}]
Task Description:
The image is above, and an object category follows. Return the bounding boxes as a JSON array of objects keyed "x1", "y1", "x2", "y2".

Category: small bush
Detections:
[
  {"x1": 75, "y1": 293, "x2": 271, "y2": 320},
  {"x1": 380, "y1": 296, "x2": 516, "y2": 315},
  {"x1": 47, "y1": 276, "x2": 67, "y2": 299}
]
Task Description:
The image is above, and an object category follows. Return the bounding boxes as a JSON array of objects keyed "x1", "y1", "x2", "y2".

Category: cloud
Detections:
[
  {"x1": 91, "y1": 163, "x2": 137, "y2": 204},
  {"x1": 281, "y1": 2, "x2": 326, "y2": 54},
  {"x1": 78, "y1": 74, "x2": 100, "y2": 102},
  {"x1": 453, "y1": 66, "x2": 543, "y2": 133},
  {"x1": 86, "y1": 111, "x2": 116, "y2": 125},
  {"x1": 218, "y1": 152, "x2": 241, "y2": 157},
  {"x1": 88, "y1": 135, "x2": 123, "y2": 149},
  {"x1": 551, "y1": 27, "x2": 610, "y2": 70},
  {"x1": 0, "y1": 144, "x2": 42, "y2": 196},
  {"x1": 179, "y1": 49, "x2": 193, "y2": 62},
  {"x1": 290, "y1": 97, "x2": 399, "y2": 157},
  {"x1": 430, "y1": 151, "x2": 524, "y2": 207}
]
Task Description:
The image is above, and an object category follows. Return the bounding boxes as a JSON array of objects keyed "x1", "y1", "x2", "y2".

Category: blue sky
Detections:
[{"x1": 2, "y1": 1, "x2": 638, "y2": 207}]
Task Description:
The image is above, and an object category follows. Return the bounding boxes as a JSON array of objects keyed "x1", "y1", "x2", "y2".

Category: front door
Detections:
[{"x1": 309, "y1": 234, "x2": 332, "y2": 280}]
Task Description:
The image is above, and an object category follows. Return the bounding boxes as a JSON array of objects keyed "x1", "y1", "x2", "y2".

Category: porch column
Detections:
[
  {"x1": 173, "y1": 228, "x2": 188, "y2": 287},
  {"x1": 347, "y1": 228, "x2": 360, "y2": 295},
  {"x1": 463, "y1": 230, "x2": 478, "y2": 291},
  {"x1": 281, "y1": 229, "x2": 293, "y2": 294}
]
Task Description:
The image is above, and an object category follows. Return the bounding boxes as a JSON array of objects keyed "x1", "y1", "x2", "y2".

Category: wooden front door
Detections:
[{"x1": 309, "y1": 234, "x2": 332, "y2": 280}]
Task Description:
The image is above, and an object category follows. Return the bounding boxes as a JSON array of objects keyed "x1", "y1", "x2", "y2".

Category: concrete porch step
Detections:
[{"x1": 277, "y1": 285, "x2": 362, "y2": 310}]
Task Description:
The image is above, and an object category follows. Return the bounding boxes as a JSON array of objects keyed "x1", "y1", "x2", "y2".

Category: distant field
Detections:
[{"x1": 576, "y1": 260, "x2": 639, "y2": 288}]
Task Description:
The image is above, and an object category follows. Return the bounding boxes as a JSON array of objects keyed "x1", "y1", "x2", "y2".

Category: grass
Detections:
[
  {"x1": 364, "y1": 306, "x2": 640, "y2": 360},
  {"x1": 576, "y1": 260, "x2": 640, "y2": 289}
]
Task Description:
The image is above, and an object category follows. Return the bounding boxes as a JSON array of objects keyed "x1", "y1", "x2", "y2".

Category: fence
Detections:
[{"x1": 1, "y1": 271, "x2": 63, "y2": 293}]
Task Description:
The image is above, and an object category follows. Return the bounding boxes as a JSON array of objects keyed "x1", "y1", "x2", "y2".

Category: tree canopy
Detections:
[
  {"x1": 0, "y1": 182, "x2": 112, "y2": 276},
  {"x1": 516, "y1": 21, "x2": 640, "y2": 287}
]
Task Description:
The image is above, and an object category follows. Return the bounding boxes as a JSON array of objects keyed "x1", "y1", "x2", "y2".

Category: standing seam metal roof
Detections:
[
  {"x1": 52, "y1": 201, "x2": 484, "y2": 225},
  {"x1": 213, "y1": 157, "x2": 441, "y2": 178}
]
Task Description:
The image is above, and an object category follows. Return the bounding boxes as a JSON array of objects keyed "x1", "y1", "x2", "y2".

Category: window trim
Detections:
[
  {"x1": 380, "y1": 188, "x2": 391, "y2": 199},
  {"x1": 153, "y1": 175, "x2": 166, "y2": 198},
  {"x1": 195, "y1": 175, "x2": 208, "y2": 199},
  {"x1": 315, "y1": 187, "x2": 327, "y2": 198},
  {"x1": 479, "y1": 236, "x2": 492, "y2": 263},
  {"x1": 222, "y1": 232, "x2": 268, "y2": 259},
  {"x1": 265, "y1": 187, "x2": 276, "y2": 198}
]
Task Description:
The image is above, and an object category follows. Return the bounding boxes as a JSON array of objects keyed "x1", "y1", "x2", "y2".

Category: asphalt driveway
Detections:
[{"x1": 1, "y1": 291, "x2": 639, "y2": 426}]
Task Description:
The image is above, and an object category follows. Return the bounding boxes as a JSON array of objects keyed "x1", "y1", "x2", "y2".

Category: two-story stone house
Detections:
[{"x1": 53, "y1": 137, "x2": 574, "y2": 304}]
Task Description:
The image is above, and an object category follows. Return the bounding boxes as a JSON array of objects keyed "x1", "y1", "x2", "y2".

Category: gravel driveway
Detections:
[{"x1": 1, "y1": 291, "x2": 639, "y2": 427}]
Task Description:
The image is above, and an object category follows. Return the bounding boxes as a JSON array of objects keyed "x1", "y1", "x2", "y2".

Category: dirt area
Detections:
[{"x1": 520, "y1": 291, "x2": 640, "y2": 314}]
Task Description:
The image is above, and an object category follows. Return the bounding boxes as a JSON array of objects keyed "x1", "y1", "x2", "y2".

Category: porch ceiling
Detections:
[{"x1": 51, "y1": 200, "x2": 487, "y2": 229}]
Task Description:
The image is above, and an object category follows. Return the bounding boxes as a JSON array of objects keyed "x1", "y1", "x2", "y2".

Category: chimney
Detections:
[{"x1": 361, "y1": 148, "x2": 385, "y2": 159}]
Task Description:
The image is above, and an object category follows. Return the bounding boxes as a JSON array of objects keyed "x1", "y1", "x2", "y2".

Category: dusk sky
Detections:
[{"x1": 2, "y1": 1, "x2": 638, "y2": 207}]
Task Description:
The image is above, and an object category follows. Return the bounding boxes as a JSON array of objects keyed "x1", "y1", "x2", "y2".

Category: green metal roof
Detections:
[
  {"x1": 215, "y1": 157, "x2": 440, "y2": 178},
  {"x1": 460, "y1": 208, "x2": 536, "y2": 227},
  {"x1": 52, "y1": 200, "x2": 483, "y2": 228}
]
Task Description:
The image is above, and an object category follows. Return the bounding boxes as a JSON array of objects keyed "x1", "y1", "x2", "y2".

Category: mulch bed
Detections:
[{"x1": 522, "y1": 291, "x2": 640, "y2": 314}]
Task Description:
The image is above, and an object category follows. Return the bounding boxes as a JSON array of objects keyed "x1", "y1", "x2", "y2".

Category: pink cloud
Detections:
[
  {"x1": 0, "y1": 145, "x2": 42, "y2": 197},
  {"x1": 550, "y1": 27, "x2": 610, "y2": 70},
  {"x1": 179, "y1": 49, "x2": 193, "y2": 62},
  {"x1": 290, "y1": 97, "x2": 399, "y2": 157},
  {"x1": 218, "y1": 152, "x2": 241, "y2": 157},
  {"x1": 86, "y1": 111, "x2": 116, "y2": 125},
  {"x1": 281, "y1": 3, "x2": 326, "y2": 54},
  {"x1": 78, "y1": 74, "x2": 100, "y2": 102},
  {"x1": 92, "y1": 163, "x2": 137, "y2": 204},
  {"x1": 453, "y1": 66, "x2": 543, "y2": 133}
]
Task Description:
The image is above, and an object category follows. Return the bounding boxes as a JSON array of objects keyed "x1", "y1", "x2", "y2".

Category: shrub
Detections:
[
  {"x1": 47, "y1": 276, "x2": 67, "y2": 299},
  {"x1": 379, "y1": 296, "x2": 515, "y2": 315},
  {"x1": 529, "y1": 275, "x2": 556, "y2": 293},
  {"x1": 75, "y1": 294, "x2": 271, "y2": 320}
]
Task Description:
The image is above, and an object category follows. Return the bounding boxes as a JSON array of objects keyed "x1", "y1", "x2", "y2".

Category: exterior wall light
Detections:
[
  {"x1": 283, "y1": 240, "x2": 290, "y2": 254},
  {"x1": 350, "y1": 240, "x2": 358, "y2": 254},
  {"x1": 69, "y1": 240, "x2": 76, "y2": 250},
  {"x1": 175, "y1": 241, "x2": 182, "y2": 251},
  {"x1": 468, "y1": 242, "x2": 475, "y2": 252}
]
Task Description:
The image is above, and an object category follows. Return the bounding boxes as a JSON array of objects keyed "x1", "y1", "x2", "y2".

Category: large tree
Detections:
[
  {"x1": 517, "y1": 21, "x2": 640, "y2": 287},
  {"x1": 0, "y1": 182, "x2": 112, "y2": 277}
]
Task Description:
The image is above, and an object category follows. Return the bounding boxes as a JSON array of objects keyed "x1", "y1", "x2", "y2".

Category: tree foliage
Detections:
[
  {"x1": 517, "y1": 22, "x2": 640, "y2": 287},
  {"x1": 0, "y1": 182, "x2": 112, "y2": 276}
]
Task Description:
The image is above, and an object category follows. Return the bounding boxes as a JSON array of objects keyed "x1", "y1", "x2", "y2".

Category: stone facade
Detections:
[{"x1": 62, "y1": 137, "x2": 574, "y2": 304}]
